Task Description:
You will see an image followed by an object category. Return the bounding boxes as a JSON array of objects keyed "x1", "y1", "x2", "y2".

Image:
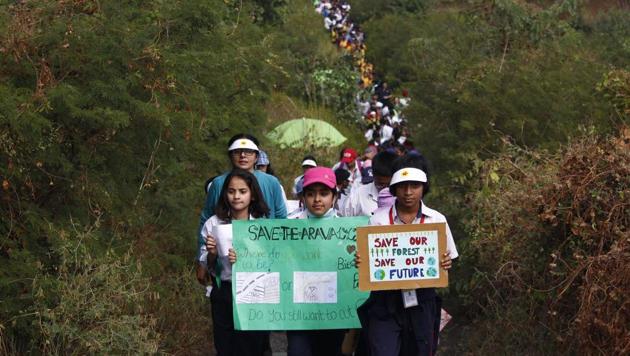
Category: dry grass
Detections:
[{"x1": 462, "y1": 129, "x2": 630, "y2": 354}]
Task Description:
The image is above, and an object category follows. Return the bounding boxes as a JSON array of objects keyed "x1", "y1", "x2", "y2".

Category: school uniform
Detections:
[
  {"x1": 332, "y1": 162, "x2": 363, "y2": 192},
  {"x1": 335, "y1": 188, "x2": 349, "y2": 213},
  {"x1": 201, "y1": 215, "x2": 269, "y2": 356},
  {"x1": 358, "y1": 202, "x2": 458, "y2": 356},
  {"x1": 339, "y1": 181, "x2": 379, "y2": 217},
  {"x1": 197, "y1": 170, "x2": 287, "y2": 258},
  {"x1": 286, "y1": 208, "x2": 346, "y2": 356}
]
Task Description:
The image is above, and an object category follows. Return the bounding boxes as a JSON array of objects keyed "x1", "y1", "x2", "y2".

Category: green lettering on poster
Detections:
[{"x1": 231, "y1": 217, "x2": 369, "y2": 330}]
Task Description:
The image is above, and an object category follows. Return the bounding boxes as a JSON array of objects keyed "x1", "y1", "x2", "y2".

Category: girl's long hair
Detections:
[{"x1": 215, "y1": 169, "x2": 270, "y2": 221}]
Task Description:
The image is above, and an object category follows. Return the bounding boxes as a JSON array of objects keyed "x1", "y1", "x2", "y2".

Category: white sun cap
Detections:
[
  {"x1": 390, "y1": 168, "x2": 427, "y2": 186},
  {"x1": 228, "y1": 138, "x2": 259, "y2": 152},
  {"x1": 301, "y1": 159, "x2": 317, "y2": 167}
]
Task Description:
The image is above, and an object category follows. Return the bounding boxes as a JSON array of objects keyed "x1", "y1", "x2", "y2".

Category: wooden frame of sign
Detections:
[{"x1": 357, "y1": 223, "x2": 448, "y2": 291}]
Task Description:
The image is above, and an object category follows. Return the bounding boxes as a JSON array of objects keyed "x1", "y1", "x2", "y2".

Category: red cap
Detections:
[
  {"x1": 302, "y1": 167, "x2": 336, "y2": 190},
  {"x1": 341, "y1": 148, "x2": 358, "y2": 163}
]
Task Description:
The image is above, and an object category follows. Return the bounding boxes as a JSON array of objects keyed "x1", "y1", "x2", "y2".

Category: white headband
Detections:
[
  {"x1": 390, "y1": 168, "x2": 427, "y2": 186},
  {"x1": 301, "y1": 159, "x2": 317, "y2": 167},
  {"x1": 228, "y1": 139, "x2": 259, "y2": 152}
]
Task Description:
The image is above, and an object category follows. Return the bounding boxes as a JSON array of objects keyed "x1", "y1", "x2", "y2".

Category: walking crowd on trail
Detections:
[
  {"x1": 315, "y1": 0, "x2": 373, "y2": 89},
  {"x1": 315, "y1": 0, "x2": 416, "y2": 155},
  {"x1": 194, "y1": 2, "x2": 458, "y2": 356}
]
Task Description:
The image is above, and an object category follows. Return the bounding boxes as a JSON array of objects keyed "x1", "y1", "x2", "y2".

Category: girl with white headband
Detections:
[{"x1": 355, "y1": 154, "x2": 458, "y2": 356}]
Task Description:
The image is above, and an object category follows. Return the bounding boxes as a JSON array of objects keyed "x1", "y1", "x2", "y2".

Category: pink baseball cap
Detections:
[
  {"x1": 341, "y1": 148, "x2": 358, "y2": 163},
  {"x1": 302, "y1": 167, "x2": 336, "y2": 190}
]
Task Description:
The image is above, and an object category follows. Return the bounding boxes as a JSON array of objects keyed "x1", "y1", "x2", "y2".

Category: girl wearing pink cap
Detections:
[{"x1": 287, "y1": 166, "x2": 346, "y2": 356}]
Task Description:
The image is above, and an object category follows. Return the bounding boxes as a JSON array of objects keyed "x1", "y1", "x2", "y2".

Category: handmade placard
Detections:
[
  {"x1": 356, "y1": 223, "x2": 448, "y2": 291},
  {"x1": 231, "y1": 216, "x2": 369, "y2": 330}
]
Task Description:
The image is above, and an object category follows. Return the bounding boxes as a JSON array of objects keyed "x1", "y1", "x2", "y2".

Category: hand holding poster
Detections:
[
  {"x1": 231, "y1": 217, "x2": 369, "y2": 330},
  {"x1": 356, "y1": 223, "x2": 448, "y2": 291}
]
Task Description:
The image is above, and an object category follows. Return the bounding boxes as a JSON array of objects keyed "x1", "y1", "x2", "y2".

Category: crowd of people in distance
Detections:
[
  {"x1": 357, "y1": 82, "x2": 413, "y2": 148},
  {"x1": 314, "y1": 1, "x2": 415, "y2": 158},
  {"x1": 315, "y1": 0, "x2": 373, "y2": 89}
]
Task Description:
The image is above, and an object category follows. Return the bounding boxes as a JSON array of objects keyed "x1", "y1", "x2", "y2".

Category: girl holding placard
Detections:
[
  {"x1": 287, "y1": 166, "x2": 346, "y2": 356},
  {"x1": 201, "y1": 169, "x2": 270, "y2": 356},
  {"x1": 355, "y1": 154, "x2": 458, "y2": 356}
]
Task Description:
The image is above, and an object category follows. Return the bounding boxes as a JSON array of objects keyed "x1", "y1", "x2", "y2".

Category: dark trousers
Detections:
[
  {"x1": 355, "y1": 328, "x2": 369, "y2": 356},
  {"x1": 287, "y1": 329, "x2": 345, "y2": 356},
  {"x1": 359, "y1": 290, "x2": 439, "y2": 356},
  {"x1": 210, "y1": 282, "x2": 269, "y2": 356}
]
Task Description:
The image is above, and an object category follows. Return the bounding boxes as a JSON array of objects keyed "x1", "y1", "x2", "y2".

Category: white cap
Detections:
[
  {"x1": 301, "y1": 159, "x2": 317, "y2": 167},
  {"x1": 228, "y1": 139, "x2": 259, "y2": 152},
  {"x1": 390, "y1": 168, "x2": 427, "y2": 186}
]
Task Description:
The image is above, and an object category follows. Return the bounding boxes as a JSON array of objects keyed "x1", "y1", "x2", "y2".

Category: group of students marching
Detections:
[
  {"x1": 195, "y1": 133, "x2": 458, "y2": 356},
  {"x1": 314, "y1": 0, "x2": 374, "y2": 89},
  {"x1": 314, "y1": 0, "x2": 416, "y2": 174}
]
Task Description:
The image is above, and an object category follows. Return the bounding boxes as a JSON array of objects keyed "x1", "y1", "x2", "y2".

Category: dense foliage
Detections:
[
  {"x1": 351, "y1": 0, "x2": 629, "y2": 353},
  {"x1": 463, "y1": 131, "x2": 629, "y2": 354},
  {"x1": 1, "y1": 0, "x2": 628, "y2": 354},
  {"x1": 352, "y1": 0, "x2": 628, "y2": 182},
  {"x1": 0, "y1": 0, "x2": 361, "y2": 353}
]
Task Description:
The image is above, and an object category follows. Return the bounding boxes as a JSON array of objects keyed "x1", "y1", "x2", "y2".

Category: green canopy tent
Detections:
[{"x1": 266, "y1": 118, "x2": 347, "y2": 148}]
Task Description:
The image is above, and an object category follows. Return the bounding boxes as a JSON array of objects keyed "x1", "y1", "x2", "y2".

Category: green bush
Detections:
[
  {"x1": 0, "y1": 0, "x2": 283, "y2": 352},
  {"x1": 32, "y1": 229, "x2": 160, "y2": 354},
  {"x1": 353, "y1": 0, "x2": 628, "y2": 185}
]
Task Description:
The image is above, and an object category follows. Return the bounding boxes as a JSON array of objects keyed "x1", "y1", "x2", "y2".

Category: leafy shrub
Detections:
[
  {"x1": 354, "y1": 0, "x2": 628, "y2": 186},
  {"x1": 461, "y1": 131, "x2": 630, "y2": 354},
  {"x1": 0, "y1": 0, "x2": 284, "y2": 352},
  {"x1": 32, "y1": 228, "x2": 160, "y2": 354}
]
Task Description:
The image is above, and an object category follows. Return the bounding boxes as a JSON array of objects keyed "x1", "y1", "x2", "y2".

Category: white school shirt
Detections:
[
  {"x1": 324, "y1": 16, "x2": 334, "y2": 30},
  {"x1": 287, "y1": 206, "x2": 305, "y2": 219},
  {"x1": 200, "y1": 215, "x2": 253, "y2": 281},
  {"x1": 368, "y1": 202, "x2": 459, "y2": 259},
  {"x1": 364, "y1": 128, "x2": 374, "y2": 141},
  {"x1": 380, "y1": 124, "x2": 394, "y2": 144},
  {"x1": 381, "y1": 105, "x2": 390, "y2": 118},
  {"x1": 336, "y1": 189, "x2": 349, "y2": 212},
  {"x1": 331, "y1": 162, "x2": 362, "y2": 189},
  {"x1": 339, "y1": 182, "x2": 379, "y2": 217},
  {"x1": 351, "y1": 164, "x2": 363, "y2": 188},
  {"x1": 292, "y1": 174, "x2": 304, "y2": 198}
]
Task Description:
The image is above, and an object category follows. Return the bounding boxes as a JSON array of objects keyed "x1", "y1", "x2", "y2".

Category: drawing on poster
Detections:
[
  {"x1": 368, "y1": 230, "x2": 440, "y2": 282},
  {"x1": 235, "y1": 272, "x2": 280, "y2": 304},
  {"x1": 293, "y1": 272, "x2": 337, "y2": 304},
  {"x1": 357, "y1": 223, "x2": 449, "y2": 291}
]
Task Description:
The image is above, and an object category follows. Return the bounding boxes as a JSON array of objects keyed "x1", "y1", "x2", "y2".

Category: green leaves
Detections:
[
  {"x1": 0, "y1": 0, "x2": 293, "y2": 352},
  {"x1": 354, "y1": 3, "x2": 628, "y2": 352}
]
